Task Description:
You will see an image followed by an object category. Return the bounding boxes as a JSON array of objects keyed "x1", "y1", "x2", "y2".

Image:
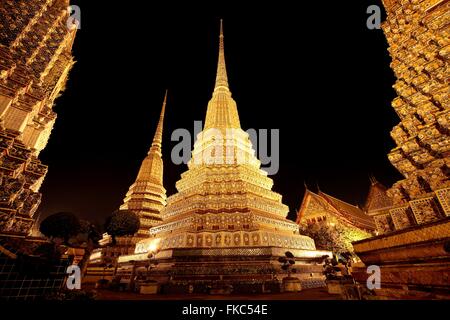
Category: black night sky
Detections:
[{"x1": 38, "y1": 0, "x2": 403, "y2": 225}]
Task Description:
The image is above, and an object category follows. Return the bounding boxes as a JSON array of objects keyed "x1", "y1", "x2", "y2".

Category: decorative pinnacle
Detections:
[
  {"x1": 214, "y1": 19, "x2": 229, "y2": 92},
  {"x1": 150, "y1": 90, "x2": 167, "y2": 153}
]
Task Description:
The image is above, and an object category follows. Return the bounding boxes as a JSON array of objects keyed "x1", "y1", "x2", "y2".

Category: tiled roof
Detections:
[
  {"x1": 318, "y1": 192, "x2": 376, "y2": 231},
  {"x1": 364, "y1": 182, "x2": 393, "y2": 212}
]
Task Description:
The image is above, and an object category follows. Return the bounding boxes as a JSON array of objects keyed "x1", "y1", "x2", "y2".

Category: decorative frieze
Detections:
[
  {"x1": 410, "y1": 196, "x2": 442, "y2": 223},
  {"x1": 373, "y1": 214, "x2": 396, "y2": 234},
  {"x1": 139, "y1": 231, "x2": 315, "y2": 253},
  {"x1": 390, "y1": 205, "x2": 416, "y2": 229},
  {"x1": 435, "y1": 187, "x2": 450, "y2": 215}
]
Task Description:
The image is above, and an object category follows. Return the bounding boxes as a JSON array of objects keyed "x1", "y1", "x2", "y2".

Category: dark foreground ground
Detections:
[{"x1": 93, "y1": 287, "x2": 341, "y2": 300}]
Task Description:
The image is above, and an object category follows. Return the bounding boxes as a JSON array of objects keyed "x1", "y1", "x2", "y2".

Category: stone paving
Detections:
[{"x1": 93, "y1": 287, "x2": 342, "y2": 300}]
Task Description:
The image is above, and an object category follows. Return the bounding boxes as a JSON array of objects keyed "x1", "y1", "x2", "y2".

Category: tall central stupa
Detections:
[{"x1": 122, "y1": 21, "x2": 329, "y2": 289}]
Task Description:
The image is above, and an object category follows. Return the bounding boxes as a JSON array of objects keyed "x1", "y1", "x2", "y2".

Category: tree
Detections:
[
  {"x1": 299, "y1": 221, "x2": 371, "y2": 254},
  {"x1": 39, "y1": 212, "x2": 81, "y2": 245},
  {"x1": 70, "y1": 220, "x2": 102, "y2": 277},
  {"x1": 104, "y1": 210, "x2": 140, "y2": 245},
  {"x1": 300, "y1": 223, "x2": 347, "y2": 253},
  {"x1": 70, "y1": 219, "x2": 102, "y2": 247},
  {"x1": 40, "y1": 213, "x2": 101, "y2": 277}
]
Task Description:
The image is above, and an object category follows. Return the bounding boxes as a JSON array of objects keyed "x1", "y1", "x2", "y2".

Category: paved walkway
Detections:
[{"x1": 94, "y1": 287, "x2": 341, "y2": 300}]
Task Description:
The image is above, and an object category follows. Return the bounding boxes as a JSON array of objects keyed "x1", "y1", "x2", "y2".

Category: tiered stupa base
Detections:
[{"x1": 117, "y1": 246, "x2": 330, "y2": 293}]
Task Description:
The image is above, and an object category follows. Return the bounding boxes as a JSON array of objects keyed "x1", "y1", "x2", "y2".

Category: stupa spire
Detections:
[
  {"x1": 150, "y1": 90, "x2": 167, "y2": 155},
  {"x1": 204, "y1": 20, "x2": 241, "y2": 130},
  {"x1": 135, "y1": 91, "x2": 167, "y2": 183},
  {"x1": 214, "y1": 19, "x2": 229, "y2": 92}
]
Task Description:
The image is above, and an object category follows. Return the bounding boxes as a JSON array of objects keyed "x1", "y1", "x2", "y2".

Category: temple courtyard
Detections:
[{"x1": 91, "y1": 287, "x2": 341, "y2": 300}]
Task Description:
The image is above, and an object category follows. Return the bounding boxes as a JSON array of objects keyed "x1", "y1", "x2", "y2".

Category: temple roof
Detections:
[
  {"x1": 297, "y1": 189, "x2": 376, "y2": 232},
  {"x1": 318, "y1": 191, "x2": 375, "y2": 231},
  {"x1": 364, "y1": 178, "x2": 393, "y2": 212}
]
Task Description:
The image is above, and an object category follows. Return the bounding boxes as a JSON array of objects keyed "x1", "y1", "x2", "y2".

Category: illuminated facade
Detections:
[
  {"x1": 368, "y1": 0, "x2": 449, "y2": 234},
  {"x1": 120, "y1": 22, "x2": 330, "y2": 289},
  {"x1": 352, "y1": 0, "x2": 450, "y2": 299},
  {"x1": 0, "y1": 0, "x2": 77, "y2": 236}
]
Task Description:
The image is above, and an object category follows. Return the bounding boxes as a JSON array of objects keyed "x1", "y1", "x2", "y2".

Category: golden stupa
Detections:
[
  {"x1": 119, "y1": 21, "x2": 329, "y2": 289},
  {"x1": 92, "y1": 93, "x2": 168, "y2": 261}
]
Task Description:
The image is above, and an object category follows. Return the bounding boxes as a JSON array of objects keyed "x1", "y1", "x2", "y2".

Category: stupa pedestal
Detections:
[{"x1": 119, "y1": 245, "x2": 330, "y2": 293}]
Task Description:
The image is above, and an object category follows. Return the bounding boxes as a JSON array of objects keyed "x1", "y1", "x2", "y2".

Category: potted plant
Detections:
[
  {"x1": 279, "y1": 251, "x2": 301, "y2": 292},
  {"x1": 140, "y1": 279, "x2": 159, "y2": 294},
  {"x1": 322, "y1": 256, "x2": 347, "y2": 294},
  {"x1": 95, "y1": 257, "x2": 113, "y2": 289},
  {"x1": 139, "y1": 260, "x2": 160, "y2": 294},
  {"x1": 96, "y1": 278, "x2": 109, "y2": 289}
]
